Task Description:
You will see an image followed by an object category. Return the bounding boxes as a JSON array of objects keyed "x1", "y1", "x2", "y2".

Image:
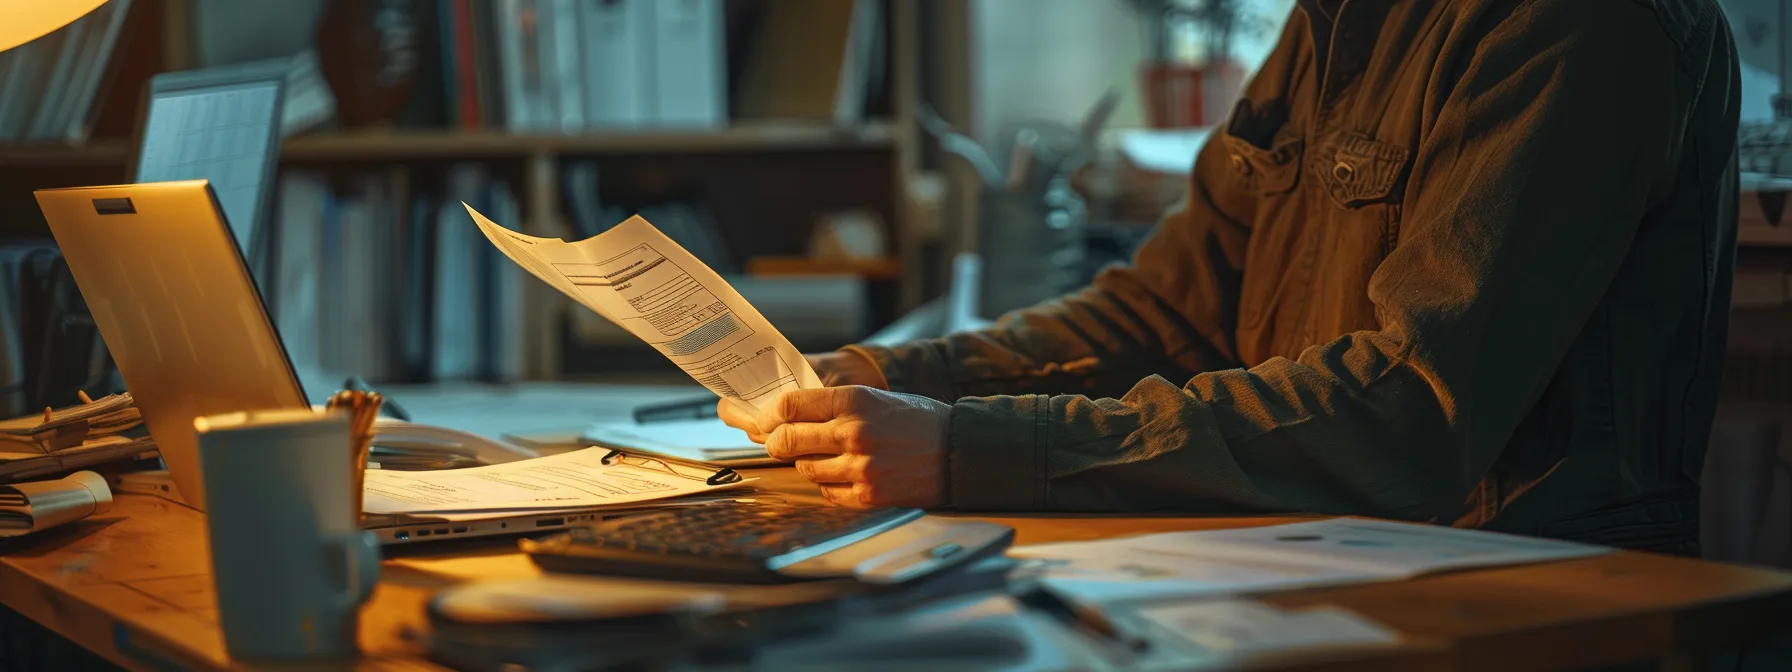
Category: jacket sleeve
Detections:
[
  {"x1": 845, "y1": 14, "x2": 1317, "y2": 404},
  {"x1": 941, "y1": 2, "x2": 1687, "y2": 516},
  {"x1": 847, "y1": 149, "x2": 1249, "y2": 402}
]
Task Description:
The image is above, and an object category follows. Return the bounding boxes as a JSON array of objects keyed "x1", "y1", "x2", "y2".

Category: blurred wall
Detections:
[
  {"x1": 194, "y1": 0, "x2": 324, "y2": 66},
  {"x1": 970, "y1": 0, "x2": 1294, "y2": 140},
  {"x1": 1720, "y1": 0, "x2": 1782, "y2": 123}
]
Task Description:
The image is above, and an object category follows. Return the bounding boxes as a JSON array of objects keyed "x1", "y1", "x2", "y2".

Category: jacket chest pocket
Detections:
[
  {"x1": 1220, "y1": 98, "x2": 1304, "y2": 196},
  {"x1": 1317, "y1": 132, "x2": 1410, "y2": 208},
  {"x1": 1316, "y1": 133, "x2": 1412, "y2": 257}
]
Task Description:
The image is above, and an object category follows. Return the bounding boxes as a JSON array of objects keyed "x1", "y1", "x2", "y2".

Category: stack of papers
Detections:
[
  {"x1": 0, "y1": 435, "x2": 158, "y2": 482},
  {"x1": 1013, "y1": 518, "x2": 1611, "y2": 605},
  {"x1": 0, "y1": 393, "x2": 141, "y2": 454},
  {"x1": 361, "y1": 447, "x2": 748, "y2": 518}
]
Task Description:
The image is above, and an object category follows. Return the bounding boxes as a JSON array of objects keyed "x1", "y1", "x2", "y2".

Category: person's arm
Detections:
[
  {"x1": 849, "y1": 187, "x2": 1247, "y2": 402},
  {"x1": 847, "y1": 15, "x2": 1317, "y2": 404},
  {"x1": 946, "y1": 1, "x2": 1695, "y2": 516}
]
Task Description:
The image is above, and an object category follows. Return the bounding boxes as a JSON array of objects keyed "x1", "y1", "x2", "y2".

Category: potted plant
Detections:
[{"x1": 1127, "y1": 0, "x2": 1260, "y2": 128}]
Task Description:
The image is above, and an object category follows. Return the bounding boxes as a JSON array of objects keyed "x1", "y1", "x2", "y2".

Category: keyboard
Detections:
[{"x1": 520, "y1": 499, "x2": 1011, "y2": 584}]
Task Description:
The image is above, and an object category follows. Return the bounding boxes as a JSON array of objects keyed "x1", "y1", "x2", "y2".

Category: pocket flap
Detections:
[
  {"x1": 1220, "y1": 98, "x2": 1304, "y2": 195},
  {"x1": 1319, "y1": 133, "x2": 1411, "y2": 208}
]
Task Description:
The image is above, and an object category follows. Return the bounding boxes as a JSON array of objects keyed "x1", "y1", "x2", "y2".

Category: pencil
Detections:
[{"x1": 328, "y1": 389, "x2": 383, "y2": 519}]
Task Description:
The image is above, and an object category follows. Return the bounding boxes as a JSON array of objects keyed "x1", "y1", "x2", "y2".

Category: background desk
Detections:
[{"x1": 0, "y1": 466, "x2": 1789, "y2": 671}]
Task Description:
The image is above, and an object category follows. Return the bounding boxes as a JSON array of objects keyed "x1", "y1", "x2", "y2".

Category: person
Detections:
[{"x1": 720, "y1": 0, "x2": 1740, "y2": 555}]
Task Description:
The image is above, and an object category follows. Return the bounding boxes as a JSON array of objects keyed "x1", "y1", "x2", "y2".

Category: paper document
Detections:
[
  {"x1": 1013, "y1": 518, "x2": 1610, "y2": 605},
  {"x1": 1127, "y1": 600, "x2": 1399, "y2": 665},
  {"x1": 0, "y1": 471, "x2": 113, "y2": 537},
  {"x1": 1154, "y1": 518, "x2": 1610, "y2": 577},
  {"x1": 362, "y1": 447, "x2": 742, "y2": 515},
  {"x1": 465, "y1": 206, "x2": 820, "y2": 413}
]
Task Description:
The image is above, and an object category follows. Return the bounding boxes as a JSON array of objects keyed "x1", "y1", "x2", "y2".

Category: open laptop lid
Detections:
[{"x1": 34, "y1": 181, "x2": 309, "y2": 512}]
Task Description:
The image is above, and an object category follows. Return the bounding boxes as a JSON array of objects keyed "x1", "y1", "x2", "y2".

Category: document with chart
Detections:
[{"x1": 463, "y1": 204, "x2": 821, "y2": 413}]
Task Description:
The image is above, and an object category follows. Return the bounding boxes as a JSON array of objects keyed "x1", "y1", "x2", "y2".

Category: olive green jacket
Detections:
[{"x1": 852, "y1": 0, "x2": 1739, "y2": 554}]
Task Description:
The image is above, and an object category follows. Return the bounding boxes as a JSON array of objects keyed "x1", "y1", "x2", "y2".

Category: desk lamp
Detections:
[{"x1": 0, "y1": 0, "x2": 107, "y2": 53}]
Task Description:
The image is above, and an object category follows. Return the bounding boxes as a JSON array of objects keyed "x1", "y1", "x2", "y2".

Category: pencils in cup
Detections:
[{"x1": 326, "y1": 390, "x2": 383, "y2": 518}]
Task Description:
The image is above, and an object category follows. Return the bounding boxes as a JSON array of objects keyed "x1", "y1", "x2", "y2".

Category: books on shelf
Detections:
[
  {"x1": 268, "y1": 165, "x2": 527, "y2": 386},
  {"x1": 736, "y1": 0, "x2": 884, "y2": 125},
  {"x1": 0, "y1": 0, "x2": 133, "y2": 143},
  {"x1": 577, "y1": 0, "x2": 651, "y2": 127},
  {"x1": 649, "y1": 0, "x2": 727, "y2": 128},
  {"x1": 443, "y1": 0, "x2": 727, "y2": 131}
]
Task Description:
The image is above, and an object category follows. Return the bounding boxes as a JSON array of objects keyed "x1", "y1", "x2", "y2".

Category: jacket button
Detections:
[
  {"x1": 1333, "y1": 161, "x2": 1356, "y2": 183},
  {"x1": 1231, "y1": 154, "x2": 1252, "y2": 175}
]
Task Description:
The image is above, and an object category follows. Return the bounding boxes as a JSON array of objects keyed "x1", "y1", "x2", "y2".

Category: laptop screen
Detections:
[{"x1": 134, "y1": 78, "x2": 281, "y2": 253}]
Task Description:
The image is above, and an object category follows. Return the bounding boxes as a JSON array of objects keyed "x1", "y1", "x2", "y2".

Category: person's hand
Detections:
[
  {"x1": 717, "y1": 350, "x2": 888, "y2": 440},
  {"x1": 752, "y1": 386, "x2": 951, "y2": 508}
]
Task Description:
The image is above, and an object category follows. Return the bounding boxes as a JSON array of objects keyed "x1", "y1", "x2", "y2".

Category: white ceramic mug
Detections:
[{"x1": 195, "y1": 409, "x2": 380, "y2": 661}]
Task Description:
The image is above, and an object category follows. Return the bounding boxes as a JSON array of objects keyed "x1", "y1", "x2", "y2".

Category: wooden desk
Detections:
[{"x1": 1, "y1": 467, "x2": 1790, "y2": 671}]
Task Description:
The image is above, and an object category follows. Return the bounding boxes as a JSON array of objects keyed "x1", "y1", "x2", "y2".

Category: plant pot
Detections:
[{"x1": 1139, "y1": 60, "x2": 1246, "y2": 128}]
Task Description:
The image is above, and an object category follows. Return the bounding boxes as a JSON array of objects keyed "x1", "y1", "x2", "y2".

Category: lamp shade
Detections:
[{"x1": 0, "y1": 0, "x2": 108, "y2": 53}]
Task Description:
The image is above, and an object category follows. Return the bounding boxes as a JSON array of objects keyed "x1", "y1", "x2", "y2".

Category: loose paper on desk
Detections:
[
  {"x1": 1013, "y1": 518, "x2": 1610, "y2": 605},
  {"x1": 1128, "y1": 600, "x2": 1399, "y2": 666},
  {"x1": 362, "y1": 447, "x2": 742, "y2": 515},
  {"x1": 465, "y1": 205, "x2": 820, "y2": 414}
]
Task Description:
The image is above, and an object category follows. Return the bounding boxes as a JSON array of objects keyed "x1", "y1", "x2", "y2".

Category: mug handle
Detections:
[{"x1": 323, "y1": 530, "x2": 383, "y2": 607}]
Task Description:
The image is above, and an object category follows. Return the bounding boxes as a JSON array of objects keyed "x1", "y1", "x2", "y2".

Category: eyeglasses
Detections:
[{"x1": 599, "y1": 449, "x2": 742, "y2": 486}]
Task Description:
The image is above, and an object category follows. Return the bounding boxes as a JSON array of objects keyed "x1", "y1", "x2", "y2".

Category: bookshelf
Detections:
[
  {"x1": 0, "y1": 0, "x2": 944, "y2": 385},
  {"x1": 0, "y1": 123, "x2": 898, "y2": 167}
]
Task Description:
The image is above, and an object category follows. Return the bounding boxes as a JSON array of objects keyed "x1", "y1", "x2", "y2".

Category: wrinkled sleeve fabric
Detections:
[
  {"x1": 843, "y1": 16, "x2": 1317, "y2": 405},
  {"x1": 848, "y1": 140, "x2": 1253, "y2": 403},
  {"x1": 942, "y1": 2, "x2": 1684, "y2": 516}
]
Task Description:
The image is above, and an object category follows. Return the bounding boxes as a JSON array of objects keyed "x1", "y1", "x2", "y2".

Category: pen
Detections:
[
  {"x1": 632, "y1": 393, "x2": 721, "y2": 424},
  {"x1": 1016, "y1": 585, "x2": 1150, "y2": 653},
  {"x1": 343, "y1": 377, "x2": 410, "y2": 421}
]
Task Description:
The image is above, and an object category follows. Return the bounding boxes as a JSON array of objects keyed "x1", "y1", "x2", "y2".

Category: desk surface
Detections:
[{"x1": 1, "y1": 467, "x2": 1789, "y2": 672}]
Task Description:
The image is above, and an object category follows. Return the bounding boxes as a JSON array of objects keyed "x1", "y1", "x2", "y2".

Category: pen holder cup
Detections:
[{"x1": 324, "y1": 393, "x2": 383, "y2": 521}]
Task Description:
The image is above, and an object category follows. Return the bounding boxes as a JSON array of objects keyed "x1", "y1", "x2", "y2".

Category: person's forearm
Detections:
[
  {"x1": 941, "y1": 350, "x2": 1454, "y2": 517},
  {"x1": 852, "y1": 183, "x2": 1252, "y2": 403}
]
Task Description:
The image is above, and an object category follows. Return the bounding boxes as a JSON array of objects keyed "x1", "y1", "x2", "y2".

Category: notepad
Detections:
[{"x1": 582, "y1": 418, "x2": 771, "y2": 465}]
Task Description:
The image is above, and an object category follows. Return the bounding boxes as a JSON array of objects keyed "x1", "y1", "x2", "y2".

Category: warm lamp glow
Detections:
[{"x1": 0, "y1": 0, "x2": 107, "y2": 53}]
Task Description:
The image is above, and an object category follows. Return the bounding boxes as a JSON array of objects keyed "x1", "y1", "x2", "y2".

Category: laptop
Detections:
[{"x1": 34, "y1": 181, "x2": 585, "y2": 544}]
